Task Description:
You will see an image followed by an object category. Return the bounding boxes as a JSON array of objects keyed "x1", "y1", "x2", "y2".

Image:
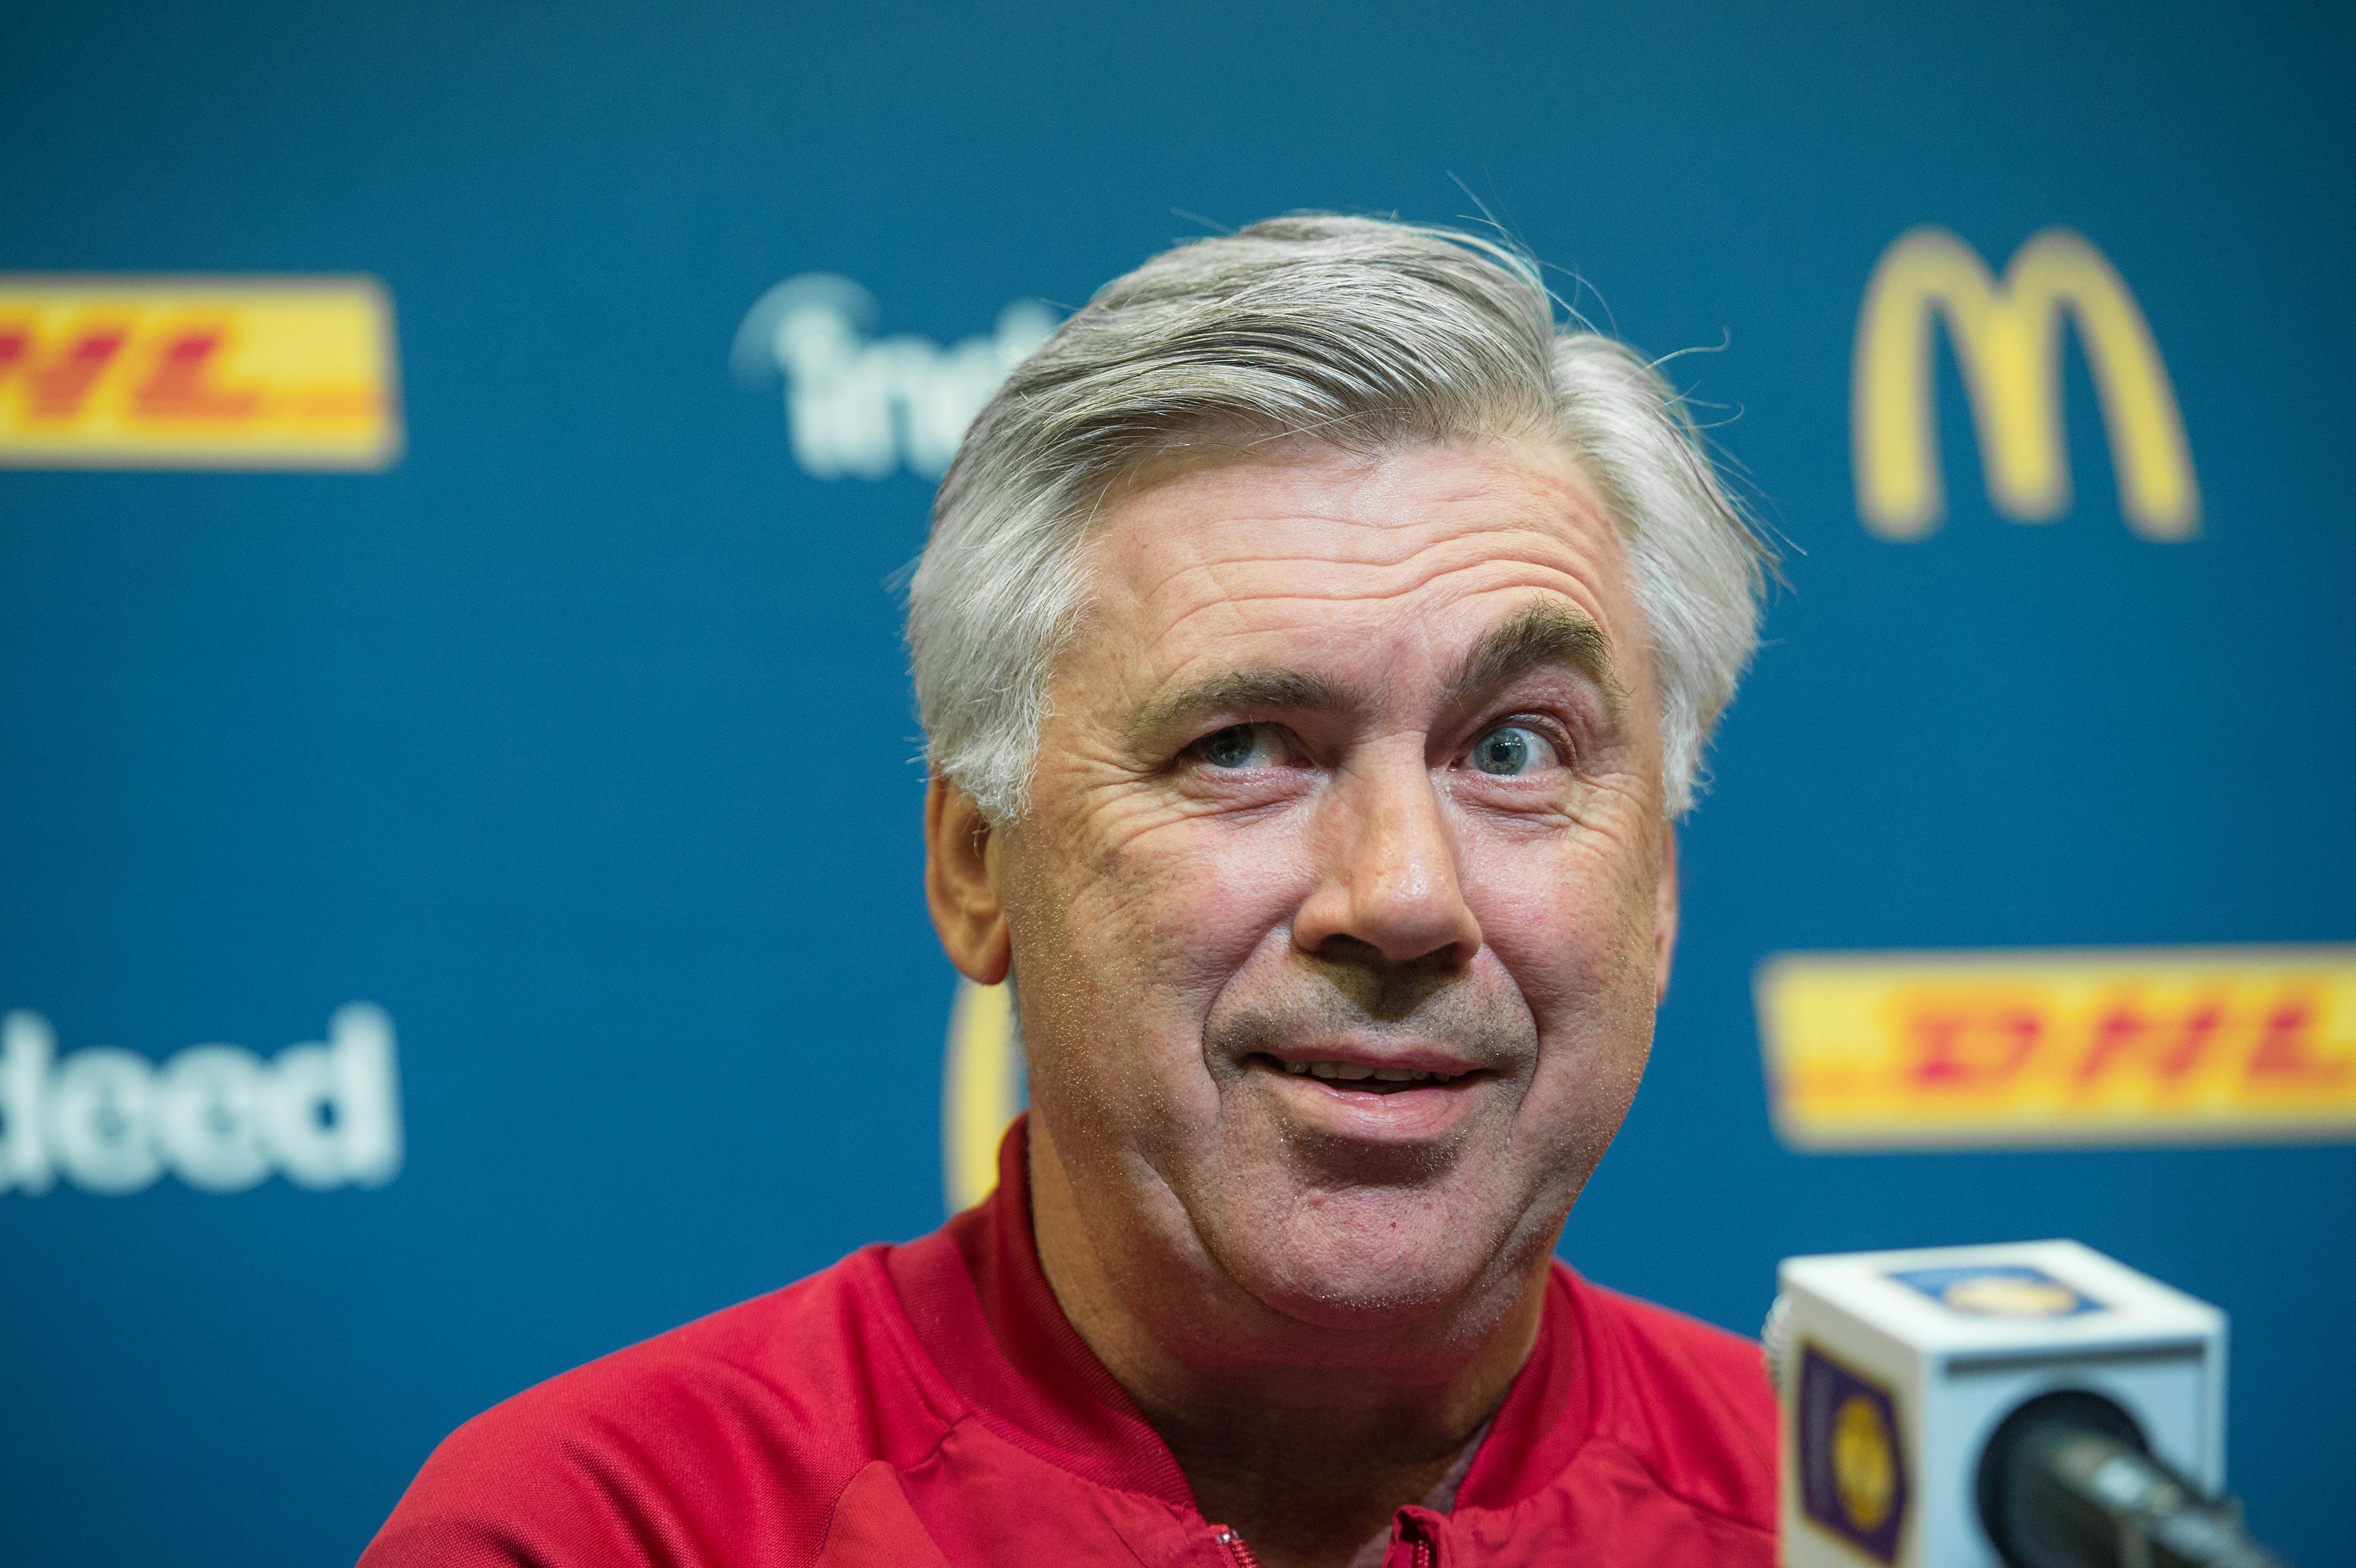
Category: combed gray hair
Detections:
[{"x1": 906, "y1": 215, "x2": 1767, "y2": 822}]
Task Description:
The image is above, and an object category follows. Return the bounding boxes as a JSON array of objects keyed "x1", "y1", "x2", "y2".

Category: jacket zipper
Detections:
[
  {"x1": 1214, "y1": 1519, "x2": 1432, "y2": 1568},
  {"x1": 1214, "y1": 1527, "x2": 1263, "y2": 1568}
]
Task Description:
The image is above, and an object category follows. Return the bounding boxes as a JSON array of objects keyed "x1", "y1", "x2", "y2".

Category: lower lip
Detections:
[{"x1": 1251, "y1": 1060, "x2": 1487, "y2": 1142}]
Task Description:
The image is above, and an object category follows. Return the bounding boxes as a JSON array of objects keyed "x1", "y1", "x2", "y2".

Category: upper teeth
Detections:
[{"x1": 1283, "y1": 1061, "x2": 1459, "y2": 1084}]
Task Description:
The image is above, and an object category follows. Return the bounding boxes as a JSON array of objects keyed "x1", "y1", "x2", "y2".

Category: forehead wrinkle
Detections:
[
  {"x1": 1111, "y1": 550, "x2": 1633, "y2": 739},
  {"x1": 1136, "y1": 526, "x2": 1608, "y2": 634},
  {"x1": 1102, "y1": 454, "x2": 1600, "y2": 590},
  {"x1": 1139, "y1": 547, "x2": 1615, "y2": 661},
  {"x1": 1093, "y1": 451, "x2": 1617, "y2": 624},
  {"x1": 1080, "y1": 442, "x2": 1641, "y2": 750},
  {"x1": 1112, "y1": 512, "x2": 1408, "y2": 618}
]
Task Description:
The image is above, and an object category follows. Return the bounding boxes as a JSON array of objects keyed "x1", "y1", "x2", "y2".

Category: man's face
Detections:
[{"x1": 988, "y1": 436, "x2": 1674, "y2": 1349}]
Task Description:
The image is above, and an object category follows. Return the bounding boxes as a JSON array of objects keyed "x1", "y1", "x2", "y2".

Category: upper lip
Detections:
[{"x1": 1256, "y1": 1042, "x2": 1488, "y2": 1078}]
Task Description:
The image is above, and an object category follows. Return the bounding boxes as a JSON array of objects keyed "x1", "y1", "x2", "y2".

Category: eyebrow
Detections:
[
  {"x1": 1126, "y1": 600, "x2": 1626, "y2": 753},
  {"x1": 1127, "y1": 668, "x2": 1359, "y2": 750},
  {"x1": 1445, "y1": 601, "x2": 1627, "y2": 718}
]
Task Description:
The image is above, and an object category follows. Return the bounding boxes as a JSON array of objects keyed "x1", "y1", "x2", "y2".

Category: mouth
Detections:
[{"x1": 1249, "y1": 1053, "x2": 1485, "y2": 1095}]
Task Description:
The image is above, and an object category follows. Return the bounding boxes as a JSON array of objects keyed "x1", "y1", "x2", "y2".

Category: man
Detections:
[{"x1": 365, "y1": 215, "x2": 1774, "y2": 1568}]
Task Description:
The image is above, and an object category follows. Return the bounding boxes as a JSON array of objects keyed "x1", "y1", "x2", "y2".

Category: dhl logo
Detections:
[
  {"x1": 1757, "y1": 947, "x2": 2356, "y2": 1148},
  {"x1": 1853, "y1": 229, "x2": 2197, "y2": 541},
  {"x1": 0, "y1": 277, "x2": 400, "y2": 469}
]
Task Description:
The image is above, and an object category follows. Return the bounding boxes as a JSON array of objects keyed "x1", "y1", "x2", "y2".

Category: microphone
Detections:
[{"x1": 1765, "y1": 1241, "x2": 2289, "y2": 1568}]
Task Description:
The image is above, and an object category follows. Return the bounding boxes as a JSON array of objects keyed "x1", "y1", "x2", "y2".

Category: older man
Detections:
[{"x1": 365, "y1": 216, "x2": 1773, "y2": 1568}]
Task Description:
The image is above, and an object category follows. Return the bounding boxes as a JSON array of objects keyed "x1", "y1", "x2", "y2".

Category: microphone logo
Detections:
[
  {"x1": 1798, "y1": 1344, "x2": 1911, "y2": 1564},
  {"x1": 1888, "y1": 1263, "x2": 2101, "y2": 1319}
]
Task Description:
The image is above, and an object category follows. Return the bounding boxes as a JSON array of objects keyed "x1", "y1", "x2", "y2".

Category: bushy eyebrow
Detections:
[
  {"x1": 1126, "y1": 599, "x2": 1627, "y2": 756},
  {"x1": 1445, "y1": 602, "x2": 1627, "y2": 719},
  {"x1": 1128, "y1": 668, "x2": 1359, "y2": 750}
]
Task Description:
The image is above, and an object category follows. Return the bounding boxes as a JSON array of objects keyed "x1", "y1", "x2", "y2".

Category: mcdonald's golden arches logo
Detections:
[
  {"x1": 1853, "y1": 229, "x2": 2197, "y2": 541},
  {"x1": 941, "y1": 979, "x2": 1025, "y2": 1212}
]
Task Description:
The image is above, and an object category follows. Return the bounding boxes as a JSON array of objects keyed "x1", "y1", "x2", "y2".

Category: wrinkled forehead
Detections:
[{"x1": 1071, "y1": 434, "x2": 1653, "y2": 713}]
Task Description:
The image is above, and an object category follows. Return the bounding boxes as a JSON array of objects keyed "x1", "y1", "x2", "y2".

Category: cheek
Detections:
[
  {"x1": 1477, "y1": 847, "x2": 1655, "y2": 1183},
  {"x1": 1464, "y1": 819, "x2": 1661, "y2": 1034},
  {"x1": 1012, "y1": 812, "x2": 1306, "y2": 1071}
]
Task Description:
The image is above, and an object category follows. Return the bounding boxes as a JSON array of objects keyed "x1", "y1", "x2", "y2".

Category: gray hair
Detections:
[{"x1": 905, "y1": 215, "x2": 1767, "y2": 822}]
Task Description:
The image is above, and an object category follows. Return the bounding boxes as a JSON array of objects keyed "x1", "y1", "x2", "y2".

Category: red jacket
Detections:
[{"x1": 364, "y1": 1121, "x2": 1776, "y2": 1566}]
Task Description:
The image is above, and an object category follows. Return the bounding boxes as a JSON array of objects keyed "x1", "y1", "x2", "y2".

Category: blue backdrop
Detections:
[{"x1": 2, "y1": 3, "x2": 2350, "y2": 1563}]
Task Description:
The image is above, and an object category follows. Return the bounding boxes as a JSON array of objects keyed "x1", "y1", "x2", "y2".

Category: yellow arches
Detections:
[
  {"x1": 940, "y1": 979, "x2": 1024, "y2": 1213},
  {"x1": 1853, "y1": 228, "x2": 2198, "y2": 541}
]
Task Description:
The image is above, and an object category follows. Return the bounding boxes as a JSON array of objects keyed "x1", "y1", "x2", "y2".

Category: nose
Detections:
[{"x1": 1291, "y1": 750, "x2": 1483, "y2": 968}]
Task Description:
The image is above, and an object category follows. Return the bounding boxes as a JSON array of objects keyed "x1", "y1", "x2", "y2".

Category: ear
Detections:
[
  {"x1": 925, "y1": 775, "x2": 1011, "y2": 985},
  {"x1": 1654, "y1": 820, "x2": 1681, "y2": 1004}
]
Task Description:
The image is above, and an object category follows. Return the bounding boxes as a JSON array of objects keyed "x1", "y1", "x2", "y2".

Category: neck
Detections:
[{"x1": 1026, "y1": 1119, "x2": 1548, "y2": 1568}]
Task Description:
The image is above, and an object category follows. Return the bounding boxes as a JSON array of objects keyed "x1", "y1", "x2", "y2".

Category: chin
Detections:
[{"x1": 1212, "y1": 1203, "x2": 1512, "y2": 1339}]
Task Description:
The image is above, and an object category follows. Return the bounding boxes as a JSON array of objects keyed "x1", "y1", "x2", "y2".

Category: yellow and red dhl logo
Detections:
[
  {"x1": 0, "y1": 276, "x2": 400, "y2": 469},
  {"x1": 1757, "y1": 947, "x2": 2356, "y2": 1148}
]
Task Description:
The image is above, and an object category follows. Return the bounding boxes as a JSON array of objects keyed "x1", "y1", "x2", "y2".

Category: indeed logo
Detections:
[
  {"x1": 0, "y1": 1003, "x2": 402, "y2": 1196},
  {"x1": 732, "y1": 274, "x2": 1057, "y2": 479}
]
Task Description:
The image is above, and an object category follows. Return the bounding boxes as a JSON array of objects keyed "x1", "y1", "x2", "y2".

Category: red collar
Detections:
[{"x1": 882, "y1": 1115, "x2": 1598, "y2": 1516}]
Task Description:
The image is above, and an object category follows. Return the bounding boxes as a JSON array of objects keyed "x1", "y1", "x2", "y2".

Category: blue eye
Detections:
[
  {"x1": 1468, "y1": 725, "x2": 1557, "y2": 777},
  {"x1": 1196, "y1": 724, "x2": 1282, "y2": 769}
]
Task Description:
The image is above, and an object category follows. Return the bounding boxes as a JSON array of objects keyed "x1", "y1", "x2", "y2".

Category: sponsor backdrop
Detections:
[{"x1": 2, "y1": 3, "x2": 2350, "y2": 1563}]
